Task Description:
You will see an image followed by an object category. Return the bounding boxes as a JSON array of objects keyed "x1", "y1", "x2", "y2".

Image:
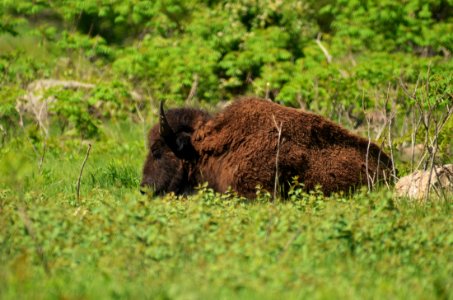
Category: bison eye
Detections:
[{"x1": 151, "y1": 144, "x2": 163, "y2": 159}]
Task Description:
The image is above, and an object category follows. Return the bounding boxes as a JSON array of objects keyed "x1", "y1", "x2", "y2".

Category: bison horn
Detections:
[
  {"x1": 159, "y1": 101, "x2": 196, "y2": 160},
  {"x1": 159, "y1": 101, "x2": 176, "y2": 140}
]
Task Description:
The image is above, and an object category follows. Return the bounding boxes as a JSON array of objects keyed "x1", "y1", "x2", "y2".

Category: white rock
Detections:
[{"x1": 395, "y1": 164, "x2": 453, "y2": 200}]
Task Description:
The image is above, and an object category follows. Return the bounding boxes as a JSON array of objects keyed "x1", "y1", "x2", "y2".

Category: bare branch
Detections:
[
  {"x1": 272, "y1": 115, "x2": 283, "y2": 200},
  {"x1": 265, "y1": 82, "x2": 271, "y2": 100},
  {"x1": 315, "y1": 33, "x2": 332, "y2": 64},
  {"x1": 135, "y1": 103, "x2": 148, "y2": 151},
  {"x1": 38, "y1": 142, "x2": 47, "y2": 173},
  {"x1": 76, "y1": 143, "x2": 92, "y2": 202},
  {"x1": 365, "y1": 125, "x2": 372, "y2": 192},
  {"x1": 277, "y1": 226, "x2": 304, "y2": 261},
  {"x1": 362, "y1": 90, "x2": 373, "y2": 192},
  {"x1": 17, "y1": 107, "x2": 40, "y2": 159},
  {"x1": 386, "y1": 84, "x2": 397, "y2": 182},
  {"x1": 186, "y1": 74, "x2": 199, "y2": 102}
]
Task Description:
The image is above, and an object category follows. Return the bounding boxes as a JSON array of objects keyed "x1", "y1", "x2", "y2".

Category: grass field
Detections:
[{"x1": 1, "y1": 121, "x2": 452, "y2": 300}]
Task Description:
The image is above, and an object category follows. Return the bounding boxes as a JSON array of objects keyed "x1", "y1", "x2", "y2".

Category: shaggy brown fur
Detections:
[{"x1": 141, "y1": 97, "x2": 392, "y2": 198}]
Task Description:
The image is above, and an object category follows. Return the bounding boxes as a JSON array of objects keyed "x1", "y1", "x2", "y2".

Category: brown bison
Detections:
[{"x1": 141, "y1": 97, "x2": 393, "y2": 198}]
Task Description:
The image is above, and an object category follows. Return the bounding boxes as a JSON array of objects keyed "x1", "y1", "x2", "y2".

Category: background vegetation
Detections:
[{"x1": 0, "y1": 0, "x2": 452, "y2": 299}]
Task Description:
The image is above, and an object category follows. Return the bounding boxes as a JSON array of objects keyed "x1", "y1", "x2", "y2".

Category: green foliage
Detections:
[
  {"x1": 89, "y1": 162, "x2": 140, "y2": 189},
  {"x1": 49, "y1": 88, "x2": 99, "y2": 138},
  {"x1": 326, "y1": 0, "x2": 453, "y2": 54},
  {"x1": 57, "y1": 31, "x2": 113, "y2": 61},
  {"x1": 0, "y1": 51, "x2": 51, "y2": 84},
  {"x1": 88, "y1": 82, "x2": 137, "y2": 119},
  {"x1": 0, "y1": 123, "x2": 452, "y2": 299},
  {"x1": 2, "y1": 0, "x2": 451, "y2": 106},
  {"x1": 45, "y1": 81, "x2": 140, "y2": 138},
  {"x1": 0, "y1": 87, "x2": 20, "y2": 127},
  {"x1": 113, "y1": 35, "x2": 221, "y2": 101}
]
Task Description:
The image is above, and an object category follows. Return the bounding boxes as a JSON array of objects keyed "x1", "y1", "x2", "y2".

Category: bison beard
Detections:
[{"x1": 141, "y1": 97, "x2": 393, "y2": 198}]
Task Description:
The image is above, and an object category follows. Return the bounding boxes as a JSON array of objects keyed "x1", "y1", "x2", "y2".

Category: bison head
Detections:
[{"x1": 140, "y1": 102, "x2": 210, "y2": 195}]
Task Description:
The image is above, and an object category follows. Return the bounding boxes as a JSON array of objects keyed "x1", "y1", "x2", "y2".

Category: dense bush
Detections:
[{"x1": 1, "y1": 0, "x2": 452, "y2": 104}]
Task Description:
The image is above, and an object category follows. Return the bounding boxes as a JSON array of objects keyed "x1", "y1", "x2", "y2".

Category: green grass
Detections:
[{"x1": 1, "y1": 121, "x2": 452, "y2": 300}]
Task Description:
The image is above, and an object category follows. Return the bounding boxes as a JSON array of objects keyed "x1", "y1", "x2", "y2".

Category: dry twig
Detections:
[
  {"x1": 272, "y1": 115, "x2": 283, "y2": 200},
  {"x1": 76, "y1": 143, "x2": 92, "y2": 202},
  {"x1": 38, "y1": 142, "x2": 47, "y2": 173},
  {"x1": 362, "y1": 91, "x2": 373, "y2": 192},
  {"x1": 186, "y1": 74, "x2": 199, "y2": 102},
  {"x1": 135, "y1": 103, "x2": 148, "y2": 151},
  {"x1": 315, "y1": 33, "x2": 332, "y2": 64},
  {"x1": 265, "y1": 82, "x2": 271, "y2": 100},
  {"x1": 385, "y1": 84, "x2": 397, "y2": 182},
  {"x1": 399, "y1": 66, "x2": 453, "y2": 201}
]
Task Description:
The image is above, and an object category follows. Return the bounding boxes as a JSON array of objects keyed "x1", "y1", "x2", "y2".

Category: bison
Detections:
[{"x1": 141, "y1": 97, "x2": 393, "y2": 198}]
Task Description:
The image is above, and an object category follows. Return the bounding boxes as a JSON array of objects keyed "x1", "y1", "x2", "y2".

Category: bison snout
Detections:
[
  {"x1": 139, "y1": 181, "x2": 151, "y2": 195},
  {"x1": 140, "y1": 181, "x2": 161, "y2": 197}
]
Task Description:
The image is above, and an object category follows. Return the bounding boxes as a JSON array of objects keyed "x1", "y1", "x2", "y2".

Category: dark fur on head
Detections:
[{"x1": 140, "y1": 107, "x2": 211, "y2": 195}]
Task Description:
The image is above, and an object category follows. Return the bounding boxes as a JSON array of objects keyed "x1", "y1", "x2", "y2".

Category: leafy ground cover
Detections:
[
  {"x1": 1, "y1": 1, "x2": 452, "y2": 299},
  {"x1": 1, "y1": 122, "x2": 452, "y2": 299}
]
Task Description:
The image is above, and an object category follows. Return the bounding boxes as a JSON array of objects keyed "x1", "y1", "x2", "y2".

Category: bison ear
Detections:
[
  {"x1": 159, "y1": 101, "x2": 198, "y2": 160},
  {"x1": 175, "y1": 132, "x2": 193, "y2": 152},
  {"x1": 173, "y1": 131, "x2": 198, "y2": 160}
]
